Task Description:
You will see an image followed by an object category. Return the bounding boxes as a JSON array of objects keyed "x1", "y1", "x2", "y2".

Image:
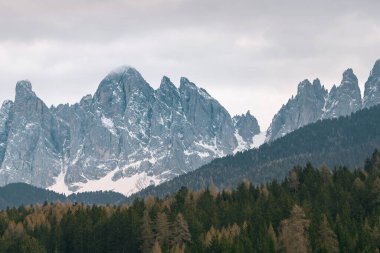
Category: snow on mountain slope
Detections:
[{"x1": 0, "y1": 67, "x2": 261, "y2": 196}]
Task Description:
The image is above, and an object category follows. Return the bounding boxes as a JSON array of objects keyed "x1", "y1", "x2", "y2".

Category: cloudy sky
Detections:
[{"x1": 0, "y1": 0, "x2": 380, "y2": 129}]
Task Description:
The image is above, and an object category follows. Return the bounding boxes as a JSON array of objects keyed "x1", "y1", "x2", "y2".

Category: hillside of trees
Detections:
[
  {"x1": 1, "y1": 151, "x2": 380, "y2": 252},
  {"x1": 0, "y1": 183, "x2": 125, "y2": 209},
  {"x1": 129, "y1": 104, "x2": 380, "y2": 200}
]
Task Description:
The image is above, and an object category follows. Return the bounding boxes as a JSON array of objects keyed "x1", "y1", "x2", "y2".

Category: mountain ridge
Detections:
[
  {"x1": 127, "y1": 103, "x2": 380, "y2": 201},
  {"x1": 266, "y1": 60, "x2": 380, "y2": 142},
  {"x1": 0, "y1": 66, "x2": 261, "y2": 196}
]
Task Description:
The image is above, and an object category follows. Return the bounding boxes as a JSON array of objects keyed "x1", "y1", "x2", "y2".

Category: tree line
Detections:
[{"x1": 2, "y1": 150, "x2": 380, "y2": 252}]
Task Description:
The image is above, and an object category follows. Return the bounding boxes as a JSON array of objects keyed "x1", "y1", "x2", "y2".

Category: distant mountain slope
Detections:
[
  {"x1": 0, "y1": 183, "x2": 66, "y2": 209},
  {"x1": 0, "y1": 183, "x2": 125, "y2": 209},
  {"x1": 128, "y1": 104, "x2": 380, "y2": 200}
]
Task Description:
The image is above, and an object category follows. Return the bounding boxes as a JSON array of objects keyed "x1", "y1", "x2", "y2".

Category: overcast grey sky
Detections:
[{"x1": 0, "y1": 0, "x2": 380, "y2": 129}]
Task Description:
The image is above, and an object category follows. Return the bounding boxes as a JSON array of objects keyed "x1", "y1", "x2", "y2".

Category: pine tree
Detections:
[
  {"x1": 267, "y1": 223, "x2": 278, "y2": 251},
  {"x1": 140, "y1": 210, "x2": 155, "y2": 253},
  {"x1": 155, "y1": 212, "x2": 169, "y2": 245},
  {"x1": 3, "y1": 221, "x2": 25, "y2": 240},
  {"x1": 151, "y1": 240, "x2": 162, "y2": 253},
  {"x1": 170, "y1": 213, "x2": 191, "y2": 251},
  {"x1": 372, "y1": 177, "x2": 380, "y2": 205},
  {"x1": 318, "y1": 215, "x2": 339, "y2": 253},
  {"x1": 279, "y1": 204, "x2": 310, "y2": 253},
  {"x1": 288, "y1": 170, "x2": 300, "y2": 192}
]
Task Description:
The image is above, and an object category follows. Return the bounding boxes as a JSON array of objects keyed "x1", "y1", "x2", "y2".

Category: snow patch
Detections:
[
  {"x1": 101, "y1": 116, "x2": 117, "y2": 135},
  {"x1": 48, "y1": 170, "x2": 70, "y2": 195},
  {"x1": 184, "y1": 149, "x2": 209, "y2": 158},
  {"x1": 195, "y1": 139, "x2": 225, "y2": 157},
  {"x1": 25, "y1": 123, "x2": 37, "y2": 129},
  {"x1": 251, "y1": 131, "x2": 266, "y2": 149},
  {"x1": 71, "y1": 168, "x2": 163, "y2": 196},
  {"x1": 233, "y1": 131, "x2": 247, "y2": 153}
]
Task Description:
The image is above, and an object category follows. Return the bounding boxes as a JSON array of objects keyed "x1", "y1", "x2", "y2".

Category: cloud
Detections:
[{"x1": 0, "y1": 0, "x2": 380, "y2": 129}]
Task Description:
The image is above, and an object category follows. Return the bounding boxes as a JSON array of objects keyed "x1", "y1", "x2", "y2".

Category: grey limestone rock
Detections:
[
  {"x1": 363, "y1": 60, "x2": 380, "y2": 108},
  {"x1": 323, "y1": 68, "x2": 361, "y2": 119},
  {"x1": 233, "y1": 111, "x2": 260, "y2": 150},
  {"x1": 267, "y1": 60, "x2": 380, "y2": 143},
  {"x1": 0, "y1": 68, "x2": 260, "y2": 195},
  {"x1": 266, "y1": 79, "x2": 327, "y2": 141}
]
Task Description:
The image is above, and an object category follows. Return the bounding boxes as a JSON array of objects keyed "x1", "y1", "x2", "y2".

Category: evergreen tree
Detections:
[
  {"x1": 140, "y1": 210, "x2": 155, "y2": 253},
  {"x1": 151, "y1": 240, "x2": 163, "y2": 253},
  {"x1": 170, "y1": 213, "x2": 191, "y2": 251},
  {"x1": 279, "y1": 204, "x2": 310, "y2": 253},
  {"x1": 267, "y1": 223, "x2": 278, "y2": 251},
  {"x1": 318, "y1": 215, "x2": 339, "y2": 253},
  {"x1": 155, "y1": 212, "x2": 169, "y2": 245}
]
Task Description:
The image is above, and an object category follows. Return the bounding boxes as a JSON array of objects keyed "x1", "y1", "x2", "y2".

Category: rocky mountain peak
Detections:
[
  {"x1": 312, "y1": 78, "x2": 322, "y2": 87},
  {"x1": 80, "y1": 94, "x2": 92, "y2": 105},
  {"x1": 1, "y1": 100, "x2": 14, "y2": 111},
  {"x1": 16, "y1": 80, "x2": 32, "y2": 91},
  {"x1": 156, "y1": 76, "x2": 181, "y2": 109},
  {"x1": 179, "y1": 76, "x2": 191, "y2": 86},
  {"x1": 15, "y1": 80, "x2": 35, "y2": 99},
  {"x1": 179, "y1": 77, "x2": 197, "y2": 93},
  {"x1": 13, "y1": 80, "x2": 47, "y2": 117},
  {"x1": 296, "y1": 79, "x2": 325, "y2": 96},
  {"x1": 106, "y1": 65, "x2": 140, "y2": 79},
  {"x1": 99, "y1": 66, "x2": 149, "y2": 94},
  {"x1": 245, "y1": 110, "x2": 253, "y2": 117},
  {"x1": 179, "y1": 77, "x2": 214, "y2": 102},
  {"x1": 0, "y1": 66, "x2": 261, "y2": 196},
  {"x1": 297, "y1": 79, "x2": 312, "y2": 93},
  {"x1": 93, "y1": 66, "x2": 154, "y2": 118},
  {"x1": 363, "y1": 59, "x2": 380, "y2": 108},
  {"x1": 341, "y1": 68, "x2": 358, "y2": 87},
  {"x1": 342, "y1": 69, "x2": 358, "y2": 86},
  {"x1": 159, "y1": 76, "x2": 177, "y2": 92},
  {"x1": 266, "y1": 61, "x2": 377, "y2": 143},
  {"x1": 233, "y1": 111, "x2": 261, "y2": 151},
  {"x1": 322, "y1": 68, "x2": 361, "y2": 119},
  {"x1": 343, "y1": 68, "x2": 354, "y2": 78},
  {"x1": 266, "y1": 78, "x2": 327, "y2": 142},
  {"x1": 370, "y1": 59, "x2": 380, "y2": 77}
]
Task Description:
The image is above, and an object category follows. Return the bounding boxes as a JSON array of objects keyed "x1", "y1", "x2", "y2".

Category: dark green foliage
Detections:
[
  {"x1": 0, "y1": 183, "x2": 125, "y2": 209},
  {"x1": 130, "y1": 104, "x2": 380, "y2": 200},
  {"x1": 0, "y1": 151, "x2": 380, "y2": 252},
  {"x1": 0, "y1": 183, "x2": 66, "y2": 209},
  {"x1": 67, "y1": 191, "x2": 125, "y2": 205}
]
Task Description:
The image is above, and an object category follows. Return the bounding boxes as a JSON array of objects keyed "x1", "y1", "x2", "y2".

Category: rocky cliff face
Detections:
[
  {"x1": 0, "y1": 81, "x2": 70, "y2": 188},
  {"x1": 0, "y1": 100, "x2": 14, "y2": 167},
  {"x1": 232, "y1": 111, "x2": 261, "y2": 151},
  {"x1": 0, "y1": 67, "x2": 260, "y2": 196},
  {"x1": 266, "y1": 79, "x2": 327, "y2": 141},
  {"x1": 363, "y1": 60, "x2": 380, "y2": 108},
  {"x1": 266, "y1": 60, "x2": 380, "y2": 142},
  {"x1": 323, "y1": 69, "x2": 362, "y2": 119}
]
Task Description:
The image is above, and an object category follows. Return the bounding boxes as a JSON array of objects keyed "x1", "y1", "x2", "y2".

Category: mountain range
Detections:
[
  {"x1": 266, "y1": 60, "x2": 380, "y2": 141},
  {"x1": 0, "y1": 59, "x2": 380, "y2": 197},
  {"x1": 129, "y1": 102, "x2": 380, "y2": 201},
  {"x1": 0, "y1": 67, "x2": 261, "y2": 196}
]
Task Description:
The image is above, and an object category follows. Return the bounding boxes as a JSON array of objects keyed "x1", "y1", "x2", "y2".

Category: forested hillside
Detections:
[
  {"x1": 130, "y1": 104, "x2": 380, "y2": 200},
  {"x1": 0, "y1": 184, "x2": 125, "y2": 209},
  {"x1": 0, "y1": 183, "x2": 66, "y2": 209},
  {"x1": 1, "y1": 151, "x2": 380, "y2": 252}
]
